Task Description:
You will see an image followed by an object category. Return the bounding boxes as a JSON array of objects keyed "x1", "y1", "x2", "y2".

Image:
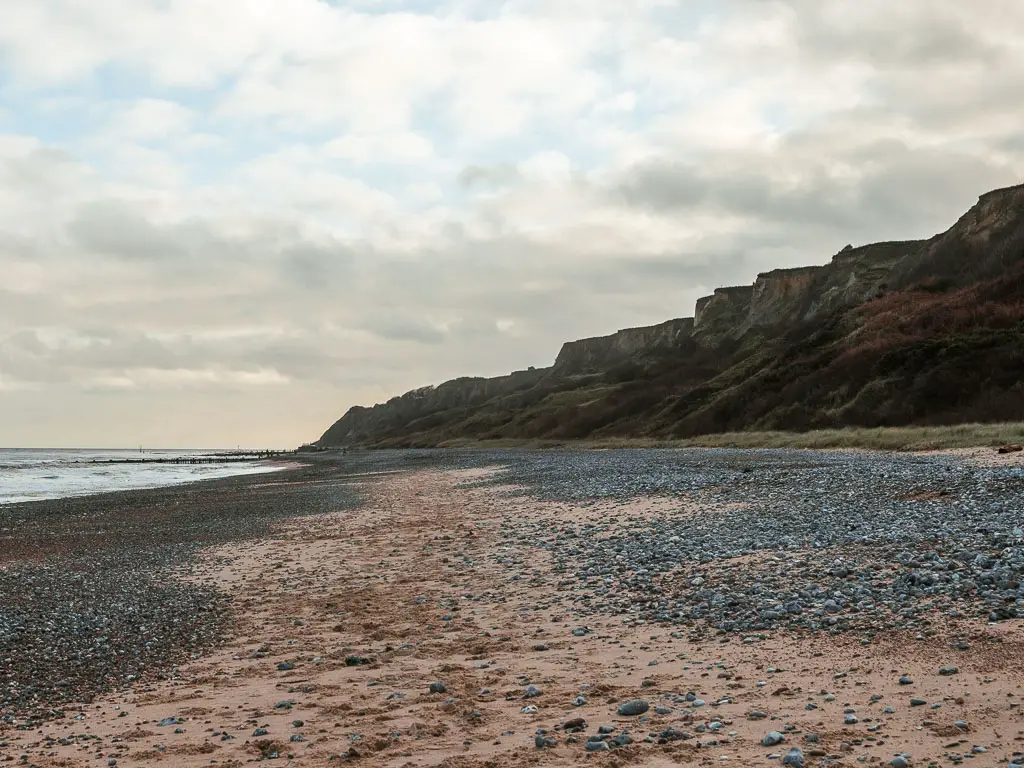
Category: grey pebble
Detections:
[
  {"x1": 617, "y1": 699, "x2": 649, "y2": 716},
  {"x1": 782, "y1": 747, "x2": 804, "y2": 767}
]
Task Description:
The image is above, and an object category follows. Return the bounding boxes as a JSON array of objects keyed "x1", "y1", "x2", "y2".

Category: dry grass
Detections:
[{"x1": 439, "y1": 422, "x2": 1024, "y2": 452}]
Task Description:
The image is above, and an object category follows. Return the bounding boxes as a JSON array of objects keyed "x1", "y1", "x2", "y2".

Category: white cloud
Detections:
[
  {"x1": 519, "y1": 151, "x2": 572, "y2": 181},
  {"x1": 104, "y1": 98, "x2": 196, "y2": 142},
  {"x1": 324, "y1": 131, "x2": 435, "y2": 165}
]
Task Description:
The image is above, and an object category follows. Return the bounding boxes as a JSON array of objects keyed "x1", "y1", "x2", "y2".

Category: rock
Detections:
[
  {"x1": 938, "y1": 666, "x2": 959, "y2": 676},
  {"x1": 890, "y1": 756, "x2": 910, "y2": 767},
  {"x1": 585, "y1": 740, "x2": 610, "y2": 752},
  {"x1": 563, "y1": 717, "x2": 587, "y2": 733},
  {"x1": 763, "y1": 731, "x2": 785, "y2": 746},
  {"x1": 277, "y1": 662, "x2": 295, "y2": 671},
  {"x1": 783, "y1": 747, "x2": 805, "y2": 767},
  {"x1": 535, "y1": 735, "x2": 557, "y2": 748},
  {"x1": 617, "y1": 699, "x2": 650, "y2": 716},
  {"x1": 524, "y1": 685, "x2": 543, "y2": 698},
  {"x1": 898, "y1": 675, "x2": 913, "y2": 685},
  {"x1": 429, "y1": 681, "x2": 447, "y2": 694},
  {"x1": 910, "y1": 698, "x2": 927, "y2": 706},
  {"x1": 997, "y1": 444, "x2": 1023, "y2": 454}
]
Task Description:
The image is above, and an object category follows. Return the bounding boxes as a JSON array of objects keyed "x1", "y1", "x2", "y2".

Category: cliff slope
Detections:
[{"x1": 318, "y1": 184, "x2": 1024, "y2": 447}]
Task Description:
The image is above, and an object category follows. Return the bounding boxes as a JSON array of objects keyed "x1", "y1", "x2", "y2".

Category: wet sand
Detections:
[{"x1": 7, "y1": 464, "x2": 1024, "y2": 767}]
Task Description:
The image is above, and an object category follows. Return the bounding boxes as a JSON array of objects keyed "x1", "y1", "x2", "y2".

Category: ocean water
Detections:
[{"x1": 0, "y1": 448, "x2": 288, "y2": 505}]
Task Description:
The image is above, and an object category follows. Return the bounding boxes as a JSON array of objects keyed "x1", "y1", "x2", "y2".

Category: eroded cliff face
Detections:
[
  {"x1": 692, "y1": 285, "x2": 753, "y2": 340},
  {"x1": 554, "y1": 318, "x2": 694, "y2": 374},
  {"x1": 748, "y1": 266, "x2": 822, "y2": 328},
  {"x1": 746, "y1": 240, "x2": 926, "y2": 329}
]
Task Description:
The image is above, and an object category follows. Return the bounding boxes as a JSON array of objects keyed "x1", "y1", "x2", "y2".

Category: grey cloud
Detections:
[
  {"x1": 457, "y1": 163, "x2": 521, "y2": 188},
  {"x1": 614, "y1": 138, "x2": 1019, "y2": 248},
  {"x1": 447, "y1": 316, "x2": 505, "y2": 341},
  {"x1": 781, "y1": 1, "x2": 1008, "y2": 69},
  {"x1": 0, "y1": 146, "x2": 83, "y2": 194},
  {"x1": 617, "y1": 162, "x2": 708, "y2": 210},
  {"x1": 240, "y1": 339, "x2": 344, "y2": 380},
  {"x1": 280, "y1": 241, "x2": 354, "y2": 291},
  {"x1": 60, "y1": 200, "x2": 357, "y2": 310},
  {"x1": 0, "y1": 328, "x2": 183, "y2": 384},
  {"x1": 0, "y1": 325, "x2": 357, "y2": 388},
  {"x1": 2, "y1": 329, "x2": 46, "y2": 354},
  {"x1": 360, "y1": 313, "x2": 446, "y2": 345},
  {"x1": 66, "y1": 199, "x2": 188, "y2": 261}
]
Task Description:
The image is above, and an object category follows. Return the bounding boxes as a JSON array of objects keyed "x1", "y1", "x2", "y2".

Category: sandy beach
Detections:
[{"x1": 4, "y1": 450, "x2": 1024, "y2": 767}]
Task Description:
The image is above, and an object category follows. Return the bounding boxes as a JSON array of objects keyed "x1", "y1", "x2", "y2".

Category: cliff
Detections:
[
  {"x1": 318, "y1": 367, "x2": 549, "y2": 446},
  {"x1": 554, "y1": 318, "x2": 694, "y2": 374},
  {"x1": 748, "y1": 266, "x2": 822, "y2": 328},
  {"x1": 317, "y1": 183, "x2": 1024, "y2": 447},
  {"x1": 745, "y1": 240, "x2": 926, "y2": 330},
  {"x1": 893, "y1": 183, "x2": 1024, "y2": 289},
  {"x1": 693, "y1": 285, "x2": 754, "y2": 340}
]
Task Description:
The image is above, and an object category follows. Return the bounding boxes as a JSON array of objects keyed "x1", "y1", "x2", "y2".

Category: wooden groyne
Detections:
[{"x1": 90, "y1": 451, "x2": 290, "y2": 465}]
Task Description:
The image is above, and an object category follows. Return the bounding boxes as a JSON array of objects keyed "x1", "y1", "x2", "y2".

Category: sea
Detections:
[{"x1": 0, "y1": 448, "x2": 288, "y2": 505}]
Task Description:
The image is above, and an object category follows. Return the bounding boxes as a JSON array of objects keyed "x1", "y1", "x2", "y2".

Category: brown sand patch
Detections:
[
  {"x1": 895, "y1": 489, "x2": 953, "y2": 501},
  {"x1": 923, "y1": 445, "x2": 1024, "y2": 467}
]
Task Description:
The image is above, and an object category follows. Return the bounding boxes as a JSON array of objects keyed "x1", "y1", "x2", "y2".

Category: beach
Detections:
[{"x1": 3, "y1": 448, "x2": 1024, "y2": 767}]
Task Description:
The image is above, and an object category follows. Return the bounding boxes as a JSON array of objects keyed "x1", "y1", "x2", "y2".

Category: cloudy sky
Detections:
[{"x1": 1, "y1": 0, "x2": 1022, "y2": 447}]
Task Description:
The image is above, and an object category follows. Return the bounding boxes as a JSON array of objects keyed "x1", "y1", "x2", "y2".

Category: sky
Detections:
[{"x1": 1, "y1": 0, "x2": 1023, "y2": 448}]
